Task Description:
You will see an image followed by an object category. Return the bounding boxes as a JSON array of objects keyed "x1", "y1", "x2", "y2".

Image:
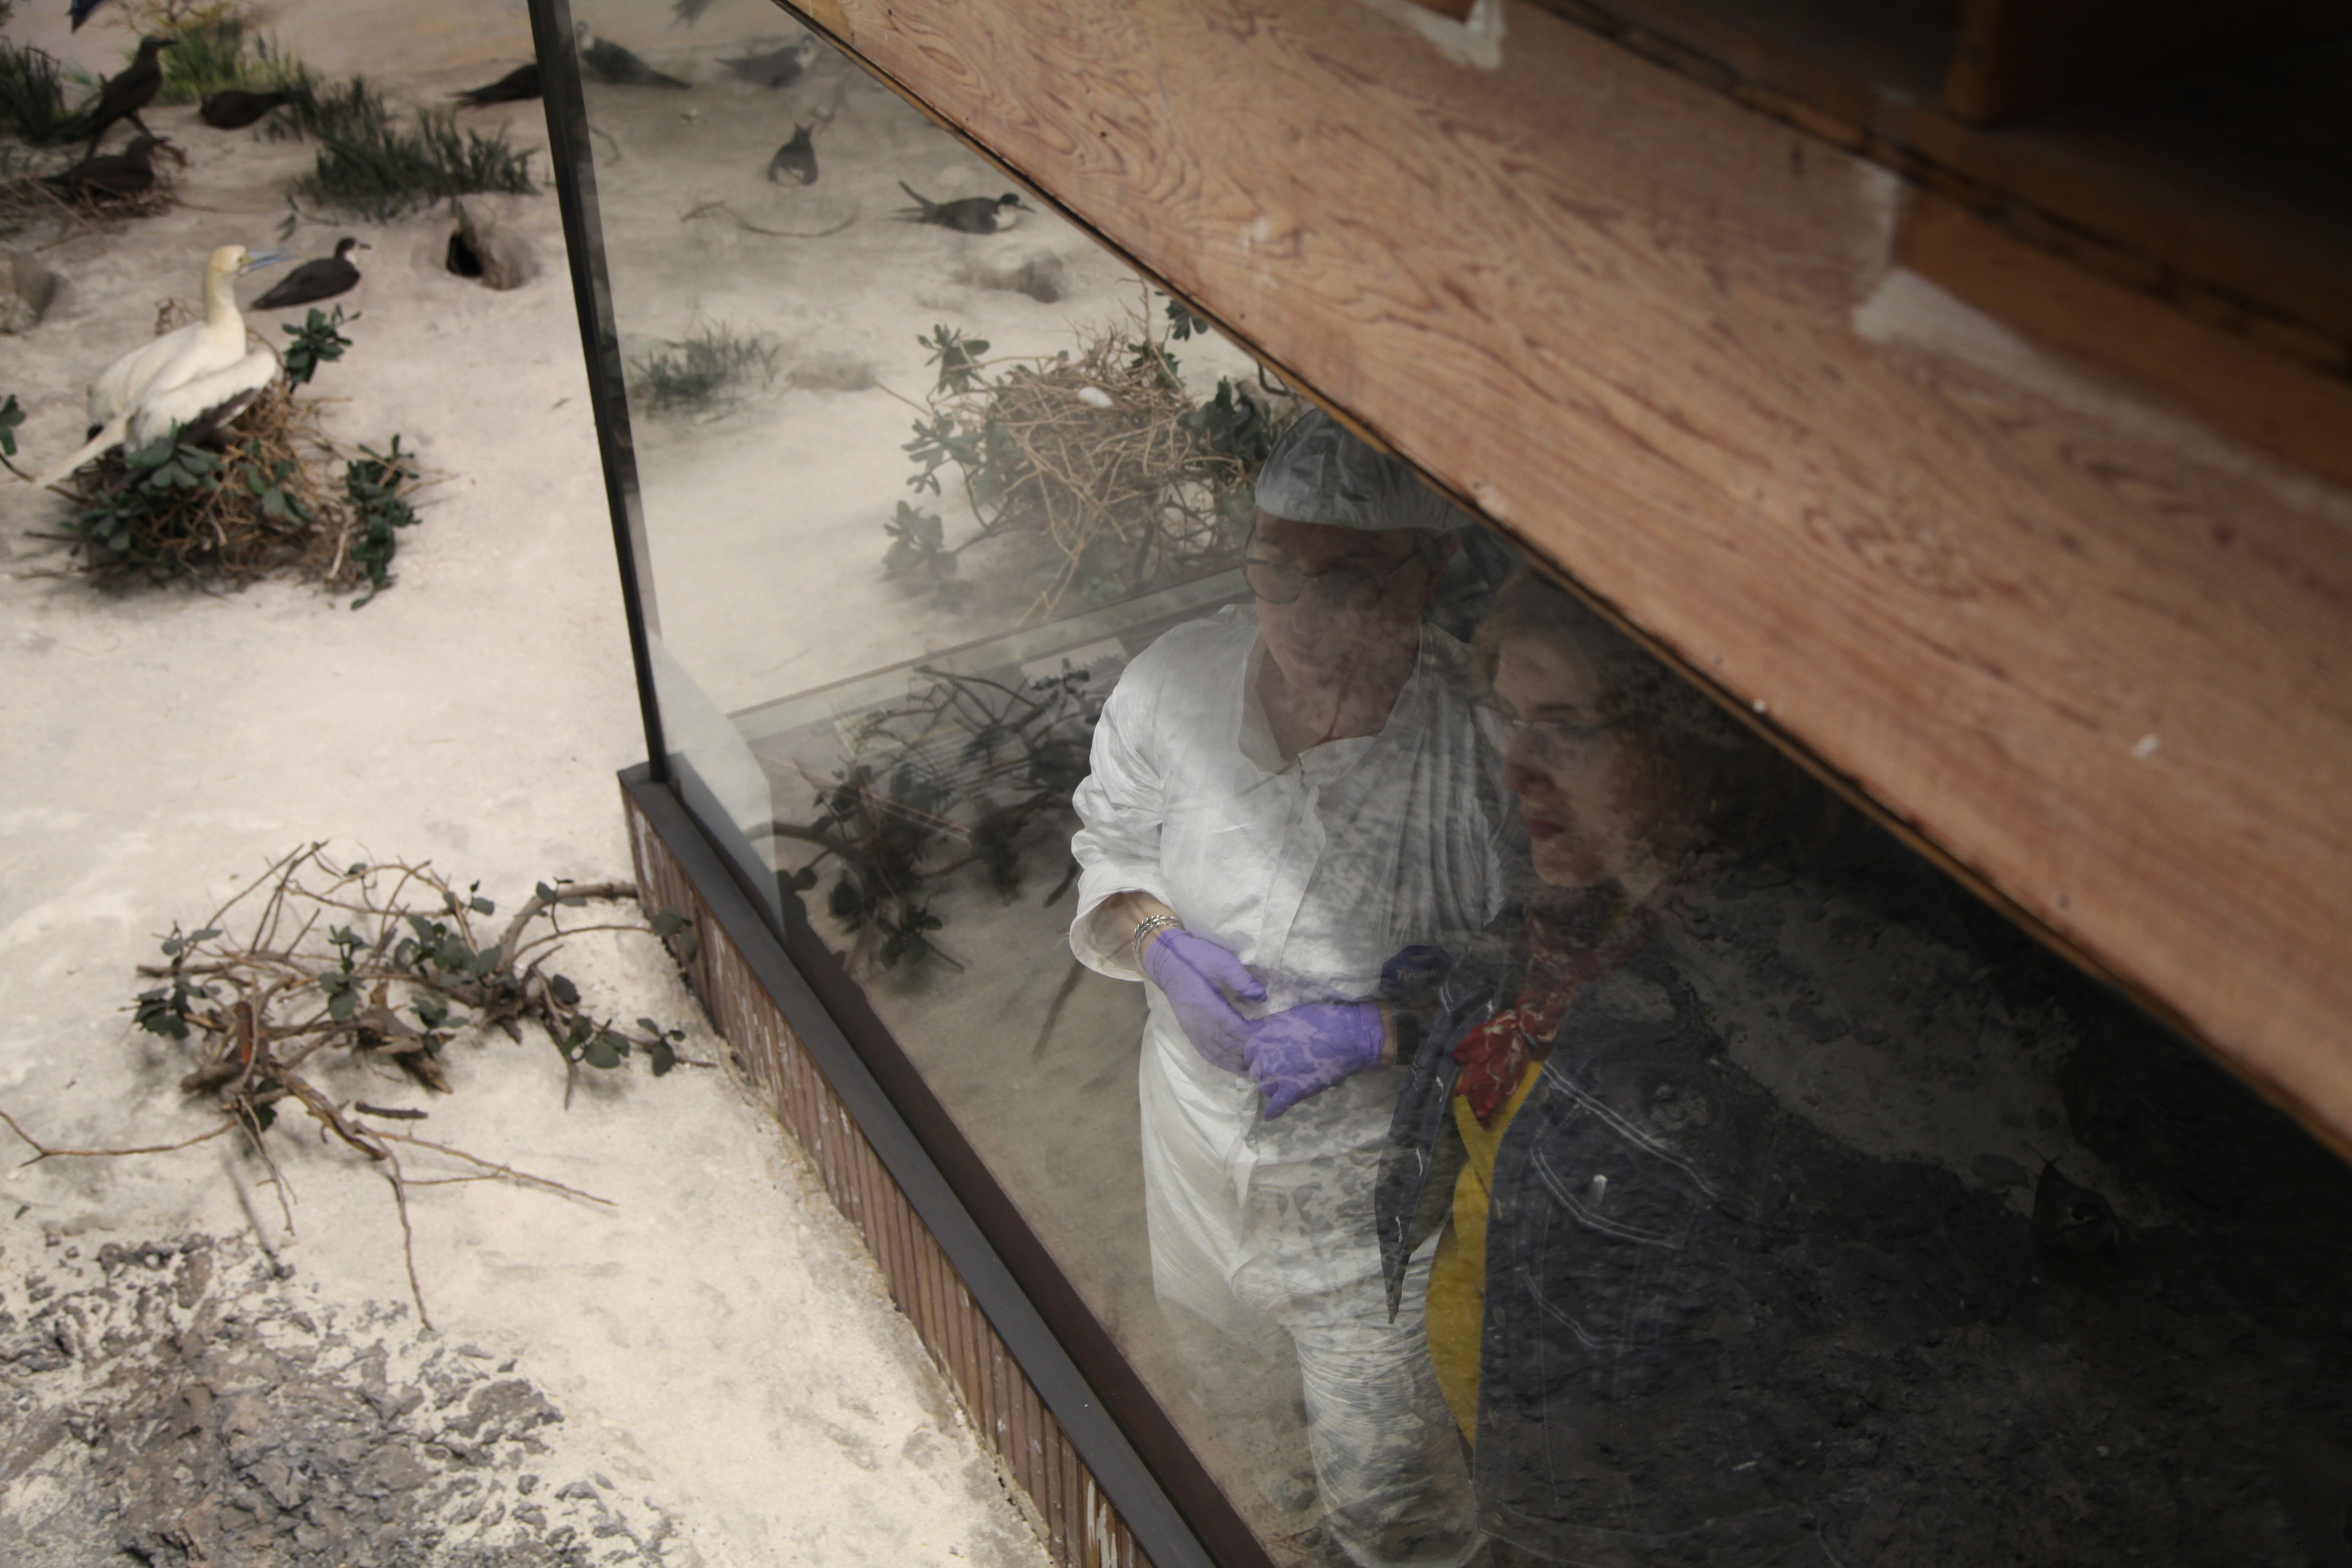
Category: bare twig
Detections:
[
  {"x1": 1029, "y1": 957, "x2": 1088, "y2": 1060},
  {"x1": 678, "y1": 199, "x2": 859, "y2": 238},
  {"x1": 382, "y1": 1147, "x2": 431, "y2": 1330},
  {"x1": 0, "y1": 1107, "x2": 234, "y2": 1166},
  {"x1": 367, "y1": 1128, "x2": 613, "y2": 1208},
  {"x1": 57, "y1": 852, "x2": 692, "y2": 1328},
  {"x1": 233, "y1": 1103, "x2": 297, "y2": 1236}
]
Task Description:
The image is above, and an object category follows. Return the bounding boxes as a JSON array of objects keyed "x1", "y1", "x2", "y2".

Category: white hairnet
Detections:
[{"x1": 1252, "y1": 410, "x2": 1462, "y2": 533}]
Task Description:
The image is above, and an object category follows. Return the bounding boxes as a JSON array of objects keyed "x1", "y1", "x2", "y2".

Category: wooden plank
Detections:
[
  {"x1": 1521, "y1": 0, "x2": 2352, "y2": 367},
  {"x1": 1946, "y1": 0, "x2": 2352, "y2": 124},
  {"x1": 1898, "y1": 193, "x2": 2352, "y2": 488},
  {"x1": 797, "y1": 0, "x2": 2352, "y2": 1151}
]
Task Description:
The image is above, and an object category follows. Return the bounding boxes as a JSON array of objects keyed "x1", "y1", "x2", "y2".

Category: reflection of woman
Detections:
[
  {"x1": 1070, "y1": 413, "x2": 1503, "y2": 1568},
  {"x1": 1378, "y1": 574, "x2": 2047, "y2": 1565}
]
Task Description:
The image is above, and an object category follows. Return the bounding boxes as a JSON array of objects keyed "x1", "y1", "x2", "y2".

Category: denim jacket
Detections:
[{"x1": 1377, "y1": 862, "x2": 2043, "y2": 1564}]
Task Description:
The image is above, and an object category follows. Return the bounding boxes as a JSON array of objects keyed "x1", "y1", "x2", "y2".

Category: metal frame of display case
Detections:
[
  {"x1": 527, "y1": 2, "x2": 1256, "y2": 1563},
  {"x1": 531, "y1": 1, "x2": 2352, "y2": 1564}
]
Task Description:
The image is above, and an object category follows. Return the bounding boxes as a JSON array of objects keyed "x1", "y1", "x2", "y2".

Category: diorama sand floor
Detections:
[{"x1": 0, "y1": 2, "x2": 1056, "y2": 1563}]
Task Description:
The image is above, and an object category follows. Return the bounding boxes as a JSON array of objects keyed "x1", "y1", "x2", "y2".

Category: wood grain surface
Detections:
[
  {"x1": 1899, "y1": 194, "x2": 2352, "y2": 487},
  {"x1": 786, "y1": 0, "x2": 2352, "y2": 1148},
  {"x1": 1525, "y1": 0, "x2": 2352, "y2": 369}
]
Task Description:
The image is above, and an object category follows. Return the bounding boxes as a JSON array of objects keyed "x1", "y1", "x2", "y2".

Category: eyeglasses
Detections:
[
  {"x1": 1472, "y1": 701, "x2": 1625, "y2": 766},
  {"x1": 1243, "y1": 551, "x2": 1421, "y2": 611}
]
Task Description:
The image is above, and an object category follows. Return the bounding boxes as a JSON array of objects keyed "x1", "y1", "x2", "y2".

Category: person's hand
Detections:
[
  {"x1": 1142, "y1": 929, "x2": 1266, "y2": 1073},
  {"x1": 1243, "y1": 1002, "x2": 1386, "y2": 1119}
]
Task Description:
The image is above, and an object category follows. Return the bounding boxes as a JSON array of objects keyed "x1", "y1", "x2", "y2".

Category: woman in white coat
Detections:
[{"x1": 1070, "y1": 412, "x2": 1506, "y2": 1568}]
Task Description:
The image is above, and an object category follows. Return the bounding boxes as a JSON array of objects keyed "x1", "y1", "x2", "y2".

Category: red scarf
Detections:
[{"x1": 1452, "y1": 872, "x2": 1695, "y2": 1127}]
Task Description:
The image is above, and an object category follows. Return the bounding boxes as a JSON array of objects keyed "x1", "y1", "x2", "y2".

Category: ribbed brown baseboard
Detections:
[{"x1": 625, "y1": 785, "x2": 1151, "y2": 1568}]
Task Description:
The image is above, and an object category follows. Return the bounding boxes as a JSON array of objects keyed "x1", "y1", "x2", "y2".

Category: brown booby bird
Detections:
[
  {"x1": 76, "y1": 35, "x2": 173, "y2": 154},
  {"x1": 251, "y1": 237, "x2": 367, "y2": 310},
  {"x1": 452, "y1": 61, "x2": 539, "y2": 108},
  {"x1": 42, "y1": 132, "x2": 167, "y2": 200},
  {"x1": 576, "y1": 24, "x2": 689, "y2": 88},
  {"x1": 719, "y1": 41, "x2": 805, "y2": 88},
  {"x1": 200, "y1": 88, "x2": 292, "y2": 129}
]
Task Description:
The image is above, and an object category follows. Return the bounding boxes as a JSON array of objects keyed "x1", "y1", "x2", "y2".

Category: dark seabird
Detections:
[
  {"x1": 766, "y1": 125, "x2": 818, "y2": 186},
  {"x1": 671, "y1": 0, "x2": 719, "y2": 25},
  {"x1": 896, "y1": 182, "x2": 1029, "y2": 235},
  {"x1": 251, "y1": 237, "x2": 367, "y2": 310},
  {"x1": 69, "y1": 0, "x2": 110, "y2": 29},
  {"x1": 452, "y1": 61, "x2": 540, "y2": 108},
  {"x1": 719, "y1": 41, "x2": 805, "y2": 89},
  {"x1": 576, "y1": 24, "x2": 691, "y2": 88},
  {"x1": 200, "y1": 88, "x2": 292, "y2": 129},
  {"x1": 76, "y1": 35, "x2": 173, "y2": 154},
  {"x1": 43, "y1": 132, "x2": 165, "y2": 200}
]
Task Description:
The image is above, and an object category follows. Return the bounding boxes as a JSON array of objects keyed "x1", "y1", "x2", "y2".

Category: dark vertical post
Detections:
[{"x1": 527, "y1": 0, "x2": 670, "y2": 780}]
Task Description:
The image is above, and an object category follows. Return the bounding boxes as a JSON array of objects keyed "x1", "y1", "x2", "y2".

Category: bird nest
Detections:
[
  {"x1": 41, "y1": 348, "x2": 421, "y2": 603},
  {"x1": 894, "y1": 305, "x2": 1285, "y2": 619},
  {"x1": 0, "y1": 158, "x2": 178, "y2": 229}
]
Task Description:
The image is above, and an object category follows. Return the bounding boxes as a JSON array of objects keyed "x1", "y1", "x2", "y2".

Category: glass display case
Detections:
[{"x1": 532, "y1": 5, "x2": 2352, "y2": 1566}]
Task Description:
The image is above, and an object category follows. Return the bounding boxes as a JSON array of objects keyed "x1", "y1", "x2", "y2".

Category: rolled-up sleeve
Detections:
[{"x1": 1068, "y1": 672, "x2": 1173, "y2": 979}]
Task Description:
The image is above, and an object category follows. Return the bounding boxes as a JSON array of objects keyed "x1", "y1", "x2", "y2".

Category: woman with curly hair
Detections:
[{"x1": 1377, "y1": 573, "x2": 2103, "y2": 1566}]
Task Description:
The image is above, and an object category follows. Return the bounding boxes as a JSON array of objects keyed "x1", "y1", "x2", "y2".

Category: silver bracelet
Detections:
[{"x1": 1131, "y1": 912, "x2": 1182, "y2": 967}]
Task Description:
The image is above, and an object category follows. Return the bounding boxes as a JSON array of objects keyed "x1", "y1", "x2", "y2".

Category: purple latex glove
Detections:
[
  {"x1": 1243, "y1": 1002, "x2": 1386, "y2": 1119},
  {"x1": 1143, "y1": 928, "x2": 1267, "y2": 1073}
]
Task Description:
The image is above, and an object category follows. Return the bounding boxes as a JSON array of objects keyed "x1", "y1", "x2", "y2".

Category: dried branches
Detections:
[
  {"x1": 762, "y1": 666, "x2": 1103, "y2": 971},
  {"x1": 0, "y1": 845, "x2": 704, "y2": 1326},
  {"x1": 892, "y1": 295, "x2": 1287, "y2": 618}
]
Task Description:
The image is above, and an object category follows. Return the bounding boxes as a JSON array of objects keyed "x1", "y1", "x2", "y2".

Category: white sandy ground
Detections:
[{"x1": 0, "y1": 2, "x2": 1056, "y2": 1562}]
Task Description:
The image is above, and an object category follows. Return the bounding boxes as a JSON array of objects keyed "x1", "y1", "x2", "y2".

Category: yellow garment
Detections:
[{"x1": 1425, "y1": 1056, "x2": 1545, "y2": 1445}]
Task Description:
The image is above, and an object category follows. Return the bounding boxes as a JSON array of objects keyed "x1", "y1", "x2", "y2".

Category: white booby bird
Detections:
[{"x1": 33, "y1": 243, "x2": 288, "y2": 492}]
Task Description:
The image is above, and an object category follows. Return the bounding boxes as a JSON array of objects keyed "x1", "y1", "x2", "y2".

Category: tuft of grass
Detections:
[
  {"x1": 149, "y1": 19, "x2": 313, "y2": 104},
  {"x1": 287, "y1": 90, "x2": 536, "y2": 221},
  {"x1": 263, "y1": 72, "x2": 383, "y2": 145},
  {"x1": 628, "y1": 324, "x2": 779, "y2": 413},
  {"x1": 0, "y1": 40, "x2": 80, "y2": 146}
]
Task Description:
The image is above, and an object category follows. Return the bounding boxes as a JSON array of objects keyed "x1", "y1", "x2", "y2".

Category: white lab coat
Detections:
[{"x1": 1070, "y1": 603, "x2": 1501, "y2": 1568}]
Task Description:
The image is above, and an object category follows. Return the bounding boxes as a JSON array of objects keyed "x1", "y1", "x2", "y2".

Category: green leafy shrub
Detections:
[
  {"x1": 280, "y1": 302, "x2": 352, "y2": 385},
  {"x1": 763, "y1": 665, "x2": 1106, "y2": 971},
  {"x1": 894, "y1": 299, "x2": 1290, "y2": 617},
  {"x1": 343, "y1": 437, "x2": 418, "y2": 607}
]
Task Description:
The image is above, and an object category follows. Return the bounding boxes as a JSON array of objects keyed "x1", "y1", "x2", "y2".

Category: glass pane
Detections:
[{"x1": 566, "y1": 14, "x2": 2352, "y2": 1566}]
